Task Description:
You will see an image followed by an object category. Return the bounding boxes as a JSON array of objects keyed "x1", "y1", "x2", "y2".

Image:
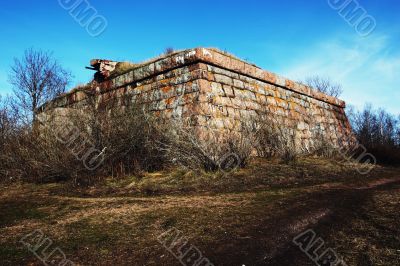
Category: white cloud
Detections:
[
  {"x1": 373, "y1": 57, "x2": 400, "y2": 80},
  {"x1": 277, "y1": 34, "x2": 400, "y2": 114}
]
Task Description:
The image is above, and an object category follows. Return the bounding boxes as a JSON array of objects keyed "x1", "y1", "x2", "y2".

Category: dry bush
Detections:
[
  {"x1": 0, "y1": 119, "x2": 85, "y2": 183},
  {"x1": 1, "y1": 101, "x2": 105, "y2": 184},
  {"x1": 0, "y1": 96, "x2": 14, "y2": 150},
  {"x1": 157, "y1": 120, "x2": 256, "y2": 172},
  {"x1": 49, "y1": 92, "x2": 167, "y2": 182},
  {"x1": 0, "y1": 90, "x2": 168, "y2": 184},
  {"x1": 254, "y1": 114, "x2": 299, "y2": 164},
  {"x1": 95, "y1": 106, "x2": 166, "y2": 177},
  {"x1": 310, "y1": 127, "x2": 341, "y2": 158},
  {"x1": 307, "y1": 112, "x2": 344, "y2": 159},
  {"x1": 0, "y1": 96, "x2": 18, "y2": 181},
  {"x1": 164, "y1": 47, "x2": 175, "y2": 55},
  {"x1": 254, "y1": 109, "x2": 345, "y2": 162}
]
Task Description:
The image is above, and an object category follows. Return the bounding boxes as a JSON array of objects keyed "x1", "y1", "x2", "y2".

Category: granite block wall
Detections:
[{"x1": 39, "y1": 48, "x2": 354, "y2": 151}]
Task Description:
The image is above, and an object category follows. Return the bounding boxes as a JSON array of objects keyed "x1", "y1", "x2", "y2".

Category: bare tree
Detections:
[
  {"x1": 350, "y1": 104, "x2": 400, "y2": 165},
  {"x1": 397, "y1": 115, "x2": 400, "y2": 147},
  {"x1": 0, "y1": 95, "x2": 12, "y2": 149},
  {"x1": 9, "y1": 48, "x2": 72, "y2": 123},
  {"x1": 396, "y1": 115, "x2": 400, "y2": 148},
  {"x1": 304, "y1": 76, "x2": 343, "y2": 98},
  {"x1": 345, "y1": 104, "x2": 356, "y2": 129}
]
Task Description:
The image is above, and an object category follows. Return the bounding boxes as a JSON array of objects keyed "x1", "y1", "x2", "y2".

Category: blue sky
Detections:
[{"x1": 0, "y1": 0, "x2": 399, "y2": 114}]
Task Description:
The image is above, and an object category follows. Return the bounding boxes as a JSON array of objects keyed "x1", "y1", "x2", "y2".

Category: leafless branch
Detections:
[
  {"x1": 9, "y1": 48, "x2": 72, "y2": 123},
  {"x1": 303, "y1": 76, "x2": 343, "y2": 98}
]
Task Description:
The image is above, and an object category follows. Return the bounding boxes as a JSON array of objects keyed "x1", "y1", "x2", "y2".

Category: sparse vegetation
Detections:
[
  {"x1": 110, "y1": 61, "x2": 138, "y2": 77},
  {"x1": 5, "y1": 88, "x2": 396, "y2": 185},
  {"x1": 0, "y1": 91, "x2": 166, "y2": 184},
  {"x1": 254, "y1": 114, "x2": 300, "y2": 164},
  {"x1": 158, "y1": 121, "x2": 256, "y2": 172},
  {"x1": 69, "y1": 83, "x2": 92, "y2": 94},
  {"x1": 348, "y1": 104, "x2": 400, "y2": 165},
  {"x1": 164, "y1": 47, "x2": 175, "y2": 55},
  {"x1": 303, "y1": 76, "x2": 343, "y2": 98}
]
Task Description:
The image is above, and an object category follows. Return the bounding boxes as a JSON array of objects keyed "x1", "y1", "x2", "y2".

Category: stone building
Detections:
[{"x1": 39, "y1": 48, "x2": 354, "y2": 151}]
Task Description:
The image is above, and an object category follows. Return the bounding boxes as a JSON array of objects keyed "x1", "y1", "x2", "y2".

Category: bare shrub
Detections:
[
  {"x1": 303, "y1": 76, "x2": 343, "y2": 98},
  {"x1": 0, "y1": 96, "x2": 18, "y2": 181},
  {"x1": 164, "y1": 47, "x2": 175, "y2": 55},
  {"x1": 253, "y1": 100, "x2": 345, "y2": 162},
  {"x1": 96, "y1": 106, "x2": 166, "y2": 177},
  {"x1": 310, "y1": 126, "x2": 340, "y2": 158},
  {"x1": 158, "y1": 120, "x2": 256, "y2": 172},
  {"x1": 251, "y1": 113, "x2": 299, "y2": 164},
  {"x1": 46, "y1": 91, "x2": 167, "y2": 182},
  {"x1": 0, "y1": 88, "x2": 167, "y2": 184},
  {"x1": 0, "y1": 96, "x2": 15, "y2": 150},
  {"x1": 0, "y1": 114, "x2": 84, "y2": 183}
]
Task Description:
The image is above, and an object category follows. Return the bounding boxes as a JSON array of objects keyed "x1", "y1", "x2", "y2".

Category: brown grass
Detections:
[{"x1": 0, "y1": 158, "x2": 399, "y2": 265}]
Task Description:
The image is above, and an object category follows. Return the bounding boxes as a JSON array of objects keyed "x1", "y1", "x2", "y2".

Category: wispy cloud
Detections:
[
  {"x1": 373, "y1": 57, "x2": 400, "y2": 80},
  {"x1": 278, "y1": 34, "x2": 399, "y2": 114}
]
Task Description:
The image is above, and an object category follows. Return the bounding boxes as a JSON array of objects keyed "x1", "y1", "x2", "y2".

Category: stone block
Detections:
[
  {"x1": 210, "y1": 82, "x2": 225, "y2": 96},
  {"x1": 214, "y1": 74, "x2": 233, "y2": 86},
  {"x1": 223, "y1": 85, "x2": 235, "y2": 97},
  {"x1": 233, "y1": 79, "x2": 245, "y2": 89}
]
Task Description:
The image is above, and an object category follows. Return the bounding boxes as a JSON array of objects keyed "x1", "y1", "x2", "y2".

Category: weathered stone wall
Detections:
[{"x1": 40, "y1": 48, "x2": 353, "y2": 150}]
